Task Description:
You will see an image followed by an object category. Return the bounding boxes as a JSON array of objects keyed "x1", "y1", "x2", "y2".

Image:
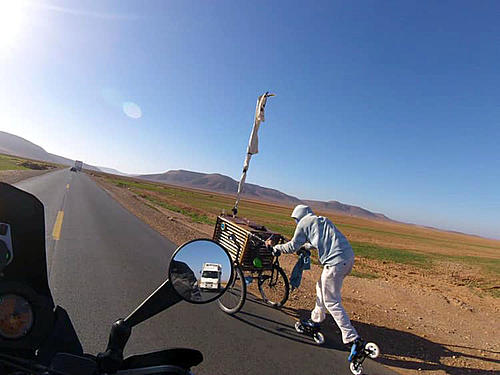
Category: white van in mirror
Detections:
[{"x1": 199, "y1": 263, "x2": 222, "y2": 292}]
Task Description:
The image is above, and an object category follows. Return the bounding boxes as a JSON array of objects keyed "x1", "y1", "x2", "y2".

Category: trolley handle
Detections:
[
  {"x1": 248, "y1": 232, "x2": 285, "y2": 244},
  {"x1": 249, "y1": 233, "x2": 285, "y2": 257},
  {"x1": 247, "y1": 232, "x2": 265, "y2": 244},
  {"x1": 251, "y1": 233, "x2": 309, "y2": 258}
]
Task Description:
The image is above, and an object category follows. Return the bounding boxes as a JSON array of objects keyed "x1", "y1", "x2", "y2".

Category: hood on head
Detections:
[{"x1": 291, "y1": 205, "x2": 314, "y2": 222}]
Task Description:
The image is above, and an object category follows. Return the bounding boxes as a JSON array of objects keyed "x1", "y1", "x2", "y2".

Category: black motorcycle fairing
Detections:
[
  {"x1": 36, "y1": 306, "x2": 83, "y2": 365},
  {"x1": 0, "y1": 183, "x2": 53, "y2": 302},
  {"x1": 121, "y1": 348, "x2": 203, "y2": 370}
]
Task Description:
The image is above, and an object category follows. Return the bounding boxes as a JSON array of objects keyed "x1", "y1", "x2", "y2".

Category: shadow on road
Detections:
[
  {"x1": 231, "y1": 294, "x2": 344, "y2": 350},
  {"x1": 239, "y1": 296, "x2": 499, "y2": 375},
  {"x1": 233, "y1": 310, "x2": 344, "y2": 350}
]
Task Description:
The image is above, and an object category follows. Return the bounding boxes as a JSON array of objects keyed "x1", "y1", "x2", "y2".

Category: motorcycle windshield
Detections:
[{"x1": 0, "y1": 183, "x2": 53, "y2": 303}]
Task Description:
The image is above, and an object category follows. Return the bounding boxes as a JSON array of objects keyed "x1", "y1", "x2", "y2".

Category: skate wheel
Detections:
[
  {"x1": 294, "y1": 321, "x2": 304, "y2": 334},
  {"x1": 313, "y1": 331, "x2": 325, "y2": 345},
  {"x1": 350, "y1": 362, "x2": 363, "y2": 375},
  {"x1": 365, "y1": 342, "x2": 380, "y2": 359}
]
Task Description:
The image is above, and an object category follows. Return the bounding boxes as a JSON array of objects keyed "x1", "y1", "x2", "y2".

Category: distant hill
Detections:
[
  {"x1": 0, "y1": 131, "x2": 393, "y2": 222},
  {"x1": 0, "y1": 131, "x2": 50, "y2": 161},
  {"x1": 303, "y1": 200, "x2": 392, "y2": 221},
  {"x1": 140, "y1": 170, "x2": 302, "y2": 205},
  {"x1": 97, "y1": 167, "x2": 130, "y2": 176},
  {"x1": 0, "y1": 131, "x2": 101, "y2": 171},
  {"x1": 139, "y1": 169, "x2": 392, "y2": 221}
]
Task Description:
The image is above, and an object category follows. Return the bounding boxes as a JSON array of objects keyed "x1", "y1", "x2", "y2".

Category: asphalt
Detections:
[{"x1": 14, "y1": 169, "x2": 398, "y2": 375}]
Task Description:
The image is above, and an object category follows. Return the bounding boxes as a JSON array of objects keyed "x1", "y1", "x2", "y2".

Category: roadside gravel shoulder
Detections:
[{"x1": 0, "y1": 169, "x2": 56, "y2": 184}]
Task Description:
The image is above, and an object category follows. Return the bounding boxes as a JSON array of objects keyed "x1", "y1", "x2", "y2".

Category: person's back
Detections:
[{"x1": 299, "y1": 215, "x2": 354, "y2": 266}]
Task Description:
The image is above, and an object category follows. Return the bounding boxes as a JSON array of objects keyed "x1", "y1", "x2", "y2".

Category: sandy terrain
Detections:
[
  {"x1": 93, "y1": 176, "x2": 500, "y2": 375},
  {"x1": 279, "y1": 255, "x2": 499, "y2": 375}
]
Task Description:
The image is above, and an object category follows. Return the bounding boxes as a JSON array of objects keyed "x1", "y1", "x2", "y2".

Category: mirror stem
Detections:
[
  {"x1": 97, "y1": 279, "x2": 182, "y2": 373},
  {"x1": 97, "y1": 318, "x2": 131, "y2": 373},
  {"x1": 124, "y1": 279, "x2": 182, "y2": 327}
]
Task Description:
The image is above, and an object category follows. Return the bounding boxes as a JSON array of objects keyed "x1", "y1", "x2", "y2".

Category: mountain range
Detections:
[
  {"x1": 0, "y1": 130, "x2": 392, "y2": 221},
  {"x1": 139, "y1": 170, "x2": 392, "y2": 221},
  {"x1": 140, "y1": 170, "x2": 302, "y2": 205},
  {"x1": 0, "y1": 131, "x2": 101, "y2": 171}
]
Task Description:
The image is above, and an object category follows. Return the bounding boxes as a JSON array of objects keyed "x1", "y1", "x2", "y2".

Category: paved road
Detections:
[{"x1": 15, "y1": 169, "x2": 397, "y2": 375}]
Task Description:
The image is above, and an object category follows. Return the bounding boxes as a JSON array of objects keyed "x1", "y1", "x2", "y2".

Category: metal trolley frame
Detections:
[{"x1": 213, "y1": 215, "x2": 290, "y2": 314}]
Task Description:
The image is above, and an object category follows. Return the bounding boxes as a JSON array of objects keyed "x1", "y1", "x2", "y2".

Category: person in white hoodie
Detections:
[{"x1": 265, "y1": 204, "x2": 363, "y2": 352}]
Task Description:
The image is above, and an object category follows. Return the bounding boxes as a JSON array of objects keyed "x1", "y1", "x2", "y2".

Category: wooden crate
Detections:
[{"x1": 212, "y1": 215, "x2": 283, "y2": 271}]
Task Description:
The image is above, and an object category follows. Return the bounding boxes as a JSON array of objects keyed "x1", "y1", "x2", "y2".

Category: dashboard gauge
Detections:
[{"x1": 0, "y1": 294, "x2": 34, "y2": 339}]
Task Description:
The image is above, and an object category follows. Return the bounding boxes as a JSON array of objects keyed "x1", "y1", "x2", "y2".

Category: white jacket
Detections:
[{"x1": 274, "y1": 205, "x2": 354, "y2": 266}]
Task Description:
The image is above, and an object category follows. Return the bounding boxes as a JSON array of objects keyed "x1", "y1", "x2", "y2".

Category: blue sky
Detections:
[{"x1": 0, "y1": 1, "x2": 498, "y2": 239}]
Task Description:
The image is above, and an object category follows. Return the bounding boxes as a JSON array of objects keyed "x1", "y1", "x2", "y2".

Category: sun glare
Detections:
[{"x1": 0, "y1": 1, "x2": 28, "y2": 48}]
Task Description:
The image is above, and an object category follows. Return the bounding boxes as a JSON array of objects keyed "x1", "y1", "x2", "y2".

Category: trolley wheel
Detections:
[
  {"x1": 313, "y1": 331, "x2": 325, "y2": 345},
  {"x1": 257, "y1": 266, "x2": 290, "y2": 307},
  {"x1": 365, "y1": 342, "x2": 380, "y2": 359},
  {"x1": 217, "y1": 266, "x2": 246, "y2": 314},
  {"x1": 350, "y1": 362, "x2": 363, "y2": 375},
  {"x1": 294, "y1": 321, "x2": 304, "y2": 334}
]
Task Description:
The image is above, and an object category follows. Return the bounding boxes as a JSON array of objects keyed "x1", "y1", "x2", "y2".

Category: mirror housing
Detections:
[{"x1": 169, "y1": 239, "x2": 233, "y2": 304}]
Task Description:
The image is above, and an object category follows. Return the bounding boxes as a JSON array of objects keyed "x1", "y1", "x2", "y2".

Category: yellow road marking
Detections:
[
  {"x1": 52, "y1": 211, "x2": 64, "y2": 240},
  {"x1": 66, "y1": 184, "x2": 70, "y2": 190}
]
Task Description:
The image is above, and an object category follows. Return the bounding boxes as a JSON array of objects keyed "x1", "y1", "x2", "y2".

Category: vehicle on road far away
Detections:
[
  {"x1": 74, "y1": 160, "x2": 83, "y2": 171},
  {"x1": 199, "y1": 263, "x2": 222, "y2": 292}
]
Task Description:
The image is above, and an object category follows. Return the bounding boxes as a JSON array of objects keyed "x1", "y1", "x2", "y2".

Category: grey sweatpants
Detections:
[{"x1": 310, "y1": 257, "x2": 359, "y2": 344}]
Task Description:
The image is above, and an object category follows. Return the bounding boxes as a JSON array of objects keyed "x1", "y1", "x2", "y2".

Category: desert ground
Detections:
[
  {"x1": 89, "y1": 172, "x2": 499, "y2": 375},
  {"x1": 0, "y1": 153, "x2": 60, "y2": 184}
]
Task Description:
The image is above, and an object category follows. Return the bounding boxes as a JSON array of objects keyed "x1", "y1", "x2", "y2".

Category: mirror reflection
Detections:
[{"x1": 169, "y1": 239, "x2": 233, "y2": 303}]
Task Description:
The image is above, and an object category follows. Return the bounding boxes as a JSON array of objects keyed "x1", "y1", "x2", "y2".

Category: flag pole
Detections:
[{"x1": 232, "y1": 92, "x2": 275, "y2": 217}]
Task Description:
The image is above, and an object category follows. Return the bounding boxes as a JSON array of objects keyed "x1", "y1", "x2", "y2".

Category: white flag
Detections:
[
  {"x1": 247, "y1": 94, "x2": 270, "y2": 155},
  {"x1": 233, "y1": 92, "x2": 274, "y2": 216}
]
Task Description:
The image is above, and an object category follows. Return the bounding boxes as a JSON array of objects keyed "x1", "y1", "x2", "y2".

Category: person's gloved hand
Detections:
[{"x1": 297, "y1": 247, "x2": 311, "y2": 257}]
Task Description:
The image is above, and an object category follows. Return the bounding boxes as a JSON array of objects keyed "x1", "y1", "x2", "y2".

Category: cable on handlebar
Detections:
[{"x1": 0, "y1": 354, "x2": 74, "y2": 375}]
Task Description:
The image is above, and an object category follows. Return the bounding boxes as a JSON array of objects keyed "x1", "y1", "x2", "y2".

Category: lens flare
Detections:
[{"x1": 122, "y1": 102, "x2": 142, "y2": 119}]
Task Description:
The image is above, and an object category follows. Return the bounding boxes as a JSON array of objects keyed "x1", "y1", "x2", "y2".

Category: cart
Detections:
[
  {"x1": 213, "y1": 215, "x2": 290, "y2": 314},
  {"x1": 212, "y1": 93, "x2": 290, "y2": 314}
]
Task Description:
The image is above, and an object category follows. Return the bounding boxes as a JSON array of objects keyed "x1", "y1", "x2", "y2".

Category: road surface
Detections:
[{"x1": 14, "y1": 169, "x2": 397, "y2": 375}]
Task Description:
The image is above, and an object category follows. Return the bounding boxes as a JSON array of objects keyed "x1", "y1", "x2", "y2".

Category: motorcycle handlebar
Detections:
[{"x1": 0, "y1": 354, "x2": 194, "y2": 375}]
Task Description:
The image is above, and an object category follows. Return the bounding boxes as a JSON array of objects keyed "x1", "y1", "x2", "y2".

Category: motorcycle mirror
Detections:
[
  {"x1": 98, "y1": 239, "x2": 233, "y2": 373},
  {"x1": 169, "y1": 239, "x2": 233, "y2": 304}
]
